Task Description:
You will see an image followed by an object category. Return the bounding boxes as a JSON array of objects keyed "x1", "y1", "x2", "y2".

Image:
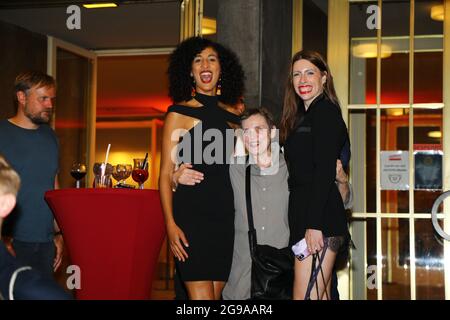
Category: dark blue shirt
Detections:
[{"x1": 0, "y1": 120, "x2": 59, "y2": 242}]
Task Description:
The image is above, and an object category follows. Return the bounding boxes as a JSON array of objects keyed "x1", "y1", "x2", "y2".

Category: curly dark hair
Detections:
[{"x1": 168, "y1": 36, "x2": 245, "y2": 105}]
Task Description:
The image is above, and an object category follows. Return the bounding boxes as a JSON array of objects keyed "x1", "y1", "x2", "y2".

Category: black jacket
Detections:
[
  {"x1": 0, "y1": 242, "x2": 72, "y2": 300},
  {"x1": 284, "y1": 94, "x2": 349, "y2": 244}
]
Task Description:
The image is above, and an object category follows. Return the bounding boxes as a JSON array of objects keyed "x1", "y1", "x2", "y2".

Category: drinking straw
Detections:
[
  {"x1": 101, "y1": 143, "x2": 111, "y2": 177},
  {"x1": 142, "y1": 152, "x2": 148, "y2": 169}
]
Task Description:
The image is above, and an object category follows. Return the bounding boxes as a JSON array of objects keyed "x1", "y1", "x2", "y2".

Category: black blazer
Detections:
[{"x1": 284, "y1": 94, "x2": 349, "y2": 243}]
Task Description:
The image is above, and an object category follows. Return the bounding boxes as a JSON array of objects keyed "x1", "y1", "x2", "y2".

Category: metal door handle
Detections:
[{"x1": 431, "y1": 191, "x2": 450, "y2": 241}]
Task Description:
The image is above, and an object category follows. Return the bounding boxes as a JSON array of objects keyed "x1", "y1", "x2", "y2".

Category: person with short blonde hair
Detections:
[
  {"x1": 0, "y1": 156, "x2": 20, "y2": 193},
  {"x1": 0, "y1": 155, "x2": 20, "y2": 232}
]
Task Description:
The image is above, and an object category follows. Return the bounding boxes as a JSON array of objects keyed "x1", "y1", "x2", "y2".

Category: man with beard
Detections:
[{"x1": 0, "y1": 71, "x2": 63, "y2": 279}]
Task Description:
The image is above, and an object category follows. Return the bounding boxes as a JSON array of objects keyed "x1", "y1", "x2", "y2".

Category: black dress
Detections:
[
  {"x1": 284, "y1": 94, "x2": 350, "y2": 247},
  {"x1": 167, "y1": 93, "x2": 240, "y2": 281}
]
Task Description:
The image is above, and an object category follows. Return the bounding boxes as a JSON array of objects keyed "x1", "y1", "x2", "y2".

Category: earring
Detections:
[
  {"x1": 216, "y1": 77, "x2": 222, "y2": 95},
  {"x1": 191, "y1": 78, "x2": 196, "y2": 97}
]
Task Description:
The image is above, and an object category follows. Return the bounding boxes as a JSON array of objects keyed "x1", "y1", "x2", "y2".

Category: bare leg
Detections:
[
  {"x1": 185, "y1": 281, "x2": 215, "y2": 300},
  {"x1": 293, "y1": 249, "x2": 337, "y2": 300},
  {"x1": 213, "y1": 281, "x2": 226, "y2": 300},
  {"x1": 321, "y1": 275, "x2": 332, "y2": 300}
]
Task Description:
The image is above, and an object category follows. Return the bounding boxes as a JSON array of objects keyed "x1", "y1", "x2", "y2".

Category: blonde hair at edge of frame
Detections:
[{"x1": 0, "y1": 155, "x2": 20, "y2": 197}]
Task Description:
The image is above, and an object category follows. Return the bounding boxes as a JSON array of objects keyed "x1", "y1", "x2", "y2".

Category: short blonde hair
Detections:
[{"x1": 0, "y1": 155, "x2": 20, "y2": 196}]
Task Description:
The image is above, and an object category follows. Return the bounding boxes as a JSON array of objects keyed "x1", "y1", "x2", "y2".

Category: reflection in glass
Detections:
[
  {"x1": 349, "y1": 110, "x2": 377, "y2": 213},
  {"x1": 415, "y1": 219, "x2": 445, "y2": 299},
  {"x1": 382, "y1": 218, "x2": 411, "y2": 300},
  {"x1": 366, "y1": 218, "x2": 377, "y2": 300},
  {"x1": 381, "y1": 190, "x2": 409, "y2": 214},
  {"x1": 380, "y1": 1, "x2": 410, "y2": 104},
  {"x1": 412, "y1": 108, "x2": 443, "y2": 212},
  {"x1": 414, "y1": 0, "x2": 444, "y2": 109},
  {"x1": 414, "y1": 0, "x2": 443, "y2": 104},
  {"x1": 378, "y1": 110, "x2": 410, "y2": 213},
  {"x1": 383, "y1": 111, "x2": 410, "y2": 151},
  {"x1": 413, "y1": 108, "x2": 443, "y2": 146},
  {"x1": 414, "y1": 51, "x2": 443, "y2": 103},
  {"x1": 349, "y1": 2, "x2": 377, "y2": 105},
  {"x1": 55, "y1": 48, "x2": 89, "y2": 189}
]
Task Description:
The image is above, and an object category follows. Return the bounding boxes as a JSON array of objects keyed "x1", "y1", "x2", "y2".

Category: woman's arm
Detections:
[
  {"x1": 159, "y1": 112, "x2": 189, "y2": 261},
  {"x1": 342, "y1": 182, "x2": 353, "y2": 210},
  {"x1": 336, "y1": 159, "x2": 352, "y2": 208},
  {"x1": 172, "y1": 163, "x2": 204, "y2": 190}
]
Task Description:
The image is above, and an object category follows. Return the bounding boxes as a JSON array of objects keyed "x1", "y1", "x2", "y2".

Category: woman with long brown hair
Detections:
[{"x1": 280, "y1": 50, "x2": 350, "y2": 300}]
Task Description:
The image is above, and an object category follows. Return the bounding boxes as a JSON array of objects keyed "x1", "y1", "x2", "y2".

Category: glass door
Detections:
[
  {"x1": 348, "y1": 0, "x2": 449, "y2": 300},
  {"x1": 47, "y1": 37, "x2": 97, "y2": 188}
]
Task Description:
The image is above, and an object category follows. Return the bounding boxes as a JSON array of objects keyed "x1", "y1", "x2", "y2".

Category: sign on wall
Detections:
[
  {"x1": 414, "y1": 150, "x2": 443, "y2": 190},
  {"x1": 380, "y1": 151, "x2": 409, "y2": 190}
]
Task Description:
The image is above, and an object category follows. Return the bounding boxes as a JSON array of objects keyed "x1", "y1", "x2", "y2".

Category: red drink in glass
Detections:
[
  {"x1": 132, "y1": 158, "x2": 149, "y2": 189},
  {"x1": 132, "y1": 169, "x2": 149, "y2": 184}
]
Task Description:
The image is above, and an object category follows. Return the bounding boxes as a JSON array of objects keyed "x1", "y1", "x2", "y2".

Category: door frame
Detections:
[{"x1": 47, "y1": 36, "x2": 97, "y2": 186}]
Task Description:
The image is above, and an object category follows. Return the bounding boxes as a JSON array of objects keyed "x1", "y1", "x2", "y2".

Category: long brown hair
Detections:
[{"x1": 280, "y1": 50, "x2": 340, "y2": 143}]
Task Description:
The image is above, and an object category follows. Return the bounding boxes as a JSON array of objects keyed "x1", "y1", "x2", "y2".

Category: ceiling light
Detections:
[
  {"x1": 428, "y1": 131, "x2": 442, "y2": 139},
  {"x1": 352, "y1": 43, "x2": 392, "y2": 58},
  {"x1": 202, "y1": 17, "x2": 216, "y2": 35},
  {"x1": 431, "y1": 5, "x2": 444, "y2": 21},
  {"x1": 83, "y1": 3, "x2": 118, "y2": 9},
  {"x1": 386, "y1": 108, "x2": 404, "y2": 117}
]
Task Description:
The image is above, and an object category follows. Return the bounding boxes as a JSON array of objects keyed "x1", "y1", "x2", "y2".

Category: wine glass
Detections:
[
  {"x1": 112, "y1": 164, "x2": 124, "y2": 186},
  {"x1": 71, "y1": 163, "x2": 87, "y2": 188},
  {"x1": 132, "y1": 158, "x2": 149, "y2": 190},
  {"x1": 93, "y1": 162, "x2": 113, "y2": 188},
  {"x1": 112, "y1": 164, "x2": 132, "y2": 186}
]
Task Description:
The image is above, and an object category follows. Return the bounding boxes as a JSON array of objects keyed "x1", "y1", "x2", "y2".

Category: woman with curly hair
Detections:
[{"x1": 159, "y1": 36, "x2": 245, "y2": 300}]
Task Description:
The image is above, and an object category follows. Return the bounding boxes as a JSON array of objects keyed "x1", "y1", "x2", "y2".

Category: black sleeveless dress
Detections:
[{"x1": 167, "y1": 93, "x2": 240, "y2": 281}]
